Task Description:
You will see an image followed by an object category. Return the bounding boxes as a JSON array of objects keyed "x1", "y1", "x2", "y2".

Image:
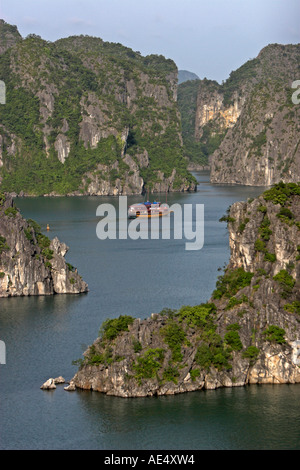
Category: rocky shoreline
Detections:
[
  {"x1": 0, "y1": 192, "x2": 88, "y2": 297},
  {"x1": 49, "y1": 182, "x2": 299, "y2": 398},
  {"x1": 7, "y1": 176, "x2": 197, "y2": 199}
]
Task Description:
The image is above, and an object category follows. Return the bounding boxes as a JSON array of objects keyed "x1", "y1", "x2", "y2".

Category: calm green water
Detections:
[{"x1": 0, "y1": 172, "x2": 299, "y2": 450}]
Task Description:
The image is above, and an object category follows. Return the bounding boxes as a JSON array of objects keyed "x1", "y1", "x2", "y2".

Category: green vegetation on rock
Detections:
[
  {"x1": 284, "y1": 301, "x2": 300, "y2": 315},
  {"x1": 263, "y1": 182, "x2": 300, "y2": 206},
  {"x1": 273, "y1": 269, "x2": 295, "y2": 298},
  {"x1": 262, "y1": 325, "x2": 286, "y2": 344},
  {"x1": 0, "y1": 235, "x2": 9, "y2": 254},
  {"x1": 133, "y1": 348, "x2": 165, "y2": 384},
  {"x1": 0, "y1": 24, "x2": 195, "y2": 195},
  {"x1": 161, "y1": 319, "x2": 186, "y2": 363},
  {"x1": 212, "y1": 267, "x2": 254, "y2": 300},
  {"x1": 99, "y1": 315, "x2": 135, "y2": 341}
]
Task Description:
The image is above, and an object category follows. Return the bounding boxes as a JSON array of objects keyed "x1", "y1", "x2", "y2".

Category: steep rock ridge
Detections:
[
  {"x1": 194, "y1": 81, "x2": 244, "y2": 141},
  {"x1": 178, "y1": 71, "x2": 251, "y2": 169},
  {"x1": 69, "y1": 183, "x2": 300, "y2": 397},
  {"x1": 0, "y1": 20, "x2": 22, "y2": 55},
  {"x1": 0, "y1": 22, "x2": 196, "y2": 196},
  {"x1": 0, "y1": 193, "x2": 88, "y2": 297},
  {"x1": 210, "y1": 44, "x2": 300, "y2": 185},
  {"x1": 178, "y1": 44, "x2": 300, "y2": 180}
]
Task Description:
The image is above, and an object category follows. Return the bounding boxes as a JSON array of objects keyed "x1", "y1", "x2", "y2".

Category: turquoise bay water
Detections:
[{"x1": 0, "y1": 172, "x2": 299, "y2": 450}]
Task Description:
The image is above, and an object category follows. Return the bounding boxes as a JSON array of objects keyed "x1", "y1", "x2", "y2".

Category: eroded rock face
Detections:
[
  {"x1": 0, "y1": 193, "x2": 88, "y2": 297},
  {"x1": 209, "y1": 44, "x2": 300, "y2": 186},
  {"x1": 0, "y1": 27, "x2": 196, "y2": 196},
  {"x1": 178, "y1": 44, "x2": 300, "y2": 185},
  {"x1": 72, "y1": 315, "x2": 208, "y2": 397},
  {"x1": 194, "y1": 86, "x2": 244, "y2": 141},
  {"x1": 70, "y1": 184, "x2": 300, "y2": 397},
  {"x1": 40, "y1": 378, "x2": 56, "y2": 390},
  {"x1": 0, "y1": 20, "x2": 22, "y2": 55}
]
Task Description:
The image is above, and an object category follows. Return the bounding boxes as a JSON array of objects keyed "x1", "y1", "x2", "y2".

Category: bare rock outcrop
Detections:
[
  {"x1": 0, "y1": 193, "x2": 88, "y2": 297},
  {"x1": 0, "y1": 26, "x2": 196, "y2": 196},
  {"x1": 210, "y1": 44, "x2": 300, "y2": 186},
  {"x1": 70, "y1": 183, "x2": 300, "y2": 397}
]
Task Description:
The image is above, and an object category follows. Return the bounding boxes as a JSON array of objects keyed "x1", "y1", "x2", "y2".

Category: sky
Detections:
[{"x1": 0, "y1": 0, "x2": 299, "y2": 83}]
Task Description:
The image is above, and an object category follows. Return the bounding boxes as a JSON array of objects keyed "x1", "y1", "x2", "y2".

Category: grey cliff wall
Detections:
[
  {"x1": 68, "y1": 184, "x2": 300, "y2": 397},
  {"x1": 0, "y1": 25, "x2": 196, "y2": 196},
  {"x1": 0, "y1": 193, "x2": 88, "y2": 297},
  {"x1": 209, "y1": 44, "x2": 300, "y2": 185}
]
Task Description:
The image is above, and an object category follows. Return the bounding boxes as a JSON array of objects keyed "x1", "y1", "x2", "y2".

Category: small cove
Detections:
[{"x1": 1, "y1": 172, "x2": 299, "y2": 450}]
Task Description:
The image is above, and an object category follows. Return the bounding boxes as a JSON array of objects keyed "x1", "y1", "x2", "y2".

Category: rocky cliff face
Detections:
[
  {"x1": 0, "y1": 20, "x2": 21, "y2": 55},
  {"x1": 194, "y1": 82, "x2": 244, "y2": 141},
  {"x1": 178, "y1": 44, "x2": 300, "y2": 182},
  {"x1": 178, "y1": 75, "x2": 248, "y2": 169},
  {"x1": 0, "y1": 21, "x2": 195, "y2": 196},
  {"x1": 210, "y1": 44, "x2": 300, "y2": 185},
  {"x1": 69, "y1": 182, "x2": 300, "y2": 397},
  {"x1": 0, "y1": 193, "x2": 88, "y2": 297}
]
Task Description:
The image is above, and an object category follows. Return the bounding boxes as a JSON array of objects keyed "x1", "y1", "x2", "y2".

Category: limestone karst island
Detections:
[
  {"x1": 70, "y1": 183, "x2": 300, "y2": 396},
  {"x1": 0, "y1": 192, "x2": 88, "y2": 296},
  {"x1": 0, "y1": 12, "x2": 300, "y2": 451}
]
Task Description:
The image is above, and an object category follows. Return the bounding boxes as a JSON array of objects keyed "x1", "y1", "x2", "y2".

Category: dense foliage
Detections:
[
  {"x1": 263, "y1": 182, "x2": 300, "y2": 206},
  {"x1": 133, "y1": 348, "x2": 165, "y2": 384},
  {"x1": 0, "y1": 31, "x2": 194, "y2": 194},
  {"x1": 212, "y1": 267, "x2": 254, "y2": 300},
  {"x1": 99, "y1": 315, "x2": 135, "y2": 341}
]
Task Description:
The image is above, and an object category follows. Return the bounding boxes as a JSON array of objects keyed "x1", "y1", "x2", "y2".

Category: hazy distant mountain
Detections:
[{"x1": 178, "y1": 70, "x2": 199, "y2": 84}]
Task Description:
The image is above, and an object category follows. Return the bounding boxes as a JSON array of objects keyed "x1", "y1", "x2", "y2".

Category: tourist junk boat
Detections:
[{"x1": 128, "y1": 200, "x2": 170, "y2": 219}]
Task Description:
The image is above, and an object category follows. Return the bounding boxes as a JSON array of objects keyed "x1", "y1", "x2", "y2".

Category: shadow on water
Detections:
[{"x1": 72, "y1": 384, "x2": 300, "y2": 450}]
